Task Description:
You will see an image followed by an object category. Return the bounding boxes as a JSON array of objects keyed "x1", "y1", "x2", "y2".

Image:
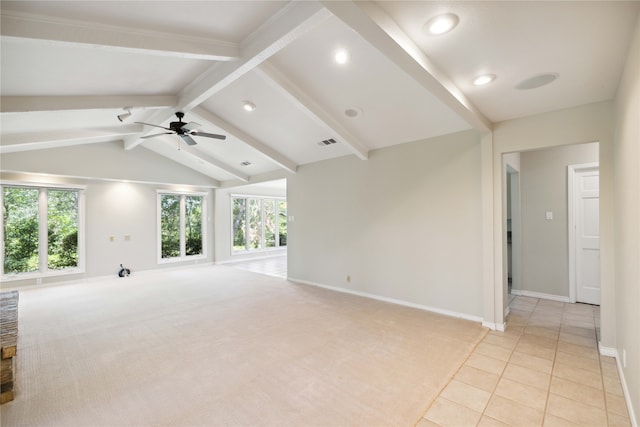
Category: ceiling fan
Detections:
[{"x1": 135, "y1": 112, "x2": 226, "y2": 146}]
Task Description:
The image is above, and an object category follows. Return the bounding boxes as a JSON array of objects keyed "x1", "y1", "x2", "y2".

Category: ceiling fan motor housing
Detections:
[{"x1": 170, "y1": 112, "x2": 187, "y2": 133}]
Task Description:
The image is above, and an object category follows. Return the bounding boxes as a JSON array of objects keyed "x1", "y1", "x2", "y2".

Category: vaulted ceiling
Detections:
[{"x1": 2, "y1": 1, "x2": 638, "y2": 187}]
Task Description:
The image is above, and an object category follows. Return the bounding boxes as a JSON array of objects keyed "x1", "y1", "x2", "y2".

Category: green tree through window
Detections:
[
  {"x1": 160, "y1": 195, "x2": 181, "y2": 258},
  {"x1": 3, "y1": 187, "x2": 39, "y2": 273},
  {"x1": 185, "y1": 196, "x2": 203, "y2": 256},
  {"x1": 232, "y1": 198, "x2": 246, "y2": 251},
  {"x1": 231, "y1": 196, "x2": 286, "y2": 252},
  {"x1": 160, "y1": 193, "x2": 205, "y2": 260},
  {"x1": 48, "y1": 190, "x2": 79, "y2": 269},
  {"x1": 3, "y1": 185, "x2": 81, "y2": 275}
]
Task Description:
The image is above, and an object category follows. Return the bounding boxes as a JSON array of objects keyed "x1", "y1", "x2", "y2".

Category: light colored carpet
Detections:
[{"x1": 1, "y1": 266, "x2": 487, "y2": 426}]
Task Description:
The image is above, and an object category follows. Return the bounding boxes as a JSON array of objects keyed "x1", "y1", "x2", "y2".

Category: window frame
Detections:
[
  {"x1": 230, "y1": 194, "x2": 286, "y2": 255},
  {"x1": 157, "y1": 190, "x2": 208, "y2": 264},
  {"x1": 1, "y1": 181, "x2": 86, "y2": 280}
]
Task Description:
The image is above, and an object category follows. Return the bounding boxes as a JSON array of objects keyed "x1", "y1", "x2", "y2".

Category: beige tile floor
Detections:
[{"x1": 418, "y1": 296, "x2": 631, "y2": 427}]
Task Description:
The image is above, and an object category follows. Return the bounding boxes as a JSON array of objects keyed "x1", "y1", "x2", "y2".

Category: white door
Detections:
[{"x1": 572, "y1": 166, "x2": 600, "y2": 305}]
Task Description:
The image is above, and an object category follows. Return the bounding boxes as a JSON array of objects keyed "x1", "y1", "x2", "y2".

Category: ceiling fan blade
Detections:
[
  {"x1": 191, "y1": 131, "x2": 226, "y2": 140},
  {"x1": 180, "y1": 134, "x2": 198, "y2": 146},
  {"x1": 140, "y1": 132, "x2": 173, "y2": 139},
  {"x1": 181, "y1": 121, "x2": 201, "y2": 132},
  {"x1": 134, "y1": 121, "x2": 172, "y2": 131}
]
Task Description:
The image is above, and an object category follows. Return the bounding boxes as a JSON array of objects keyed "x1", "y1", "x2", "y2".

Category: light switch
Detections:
[{"x1": 545, "y1": 211, "x2": 553, "y2": 220}]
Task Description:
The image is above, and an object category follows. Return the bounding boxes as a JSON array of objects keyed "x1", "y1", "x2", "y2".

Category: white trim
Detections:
[
  {"x1": 229, "y1": 193, "x2": 286, "y2": 201},
  {"x1": 510, "y1": 289, "x2": 570, "y2": 303},
  {"x1": 156, "y1": 189, "x2": 208, "y2": 196},
  {"x1": 598, "y1": 343, "x2": 618, "y2": 358},
  {"x1": 1, "y1": 179, "x2": 87, "y2": 191},
  {"x1": 567, "y1": 162, "x2": 599, "y2": 304},
  {"x1": 482, "y1": 321, "x2": 506, "y2": 332},
  {"x1": 598, "y1": 344, "x2": 638, "y2": 427},
  {"x1": 288, "y1": 277, "x2": 484, "y2": 324}
]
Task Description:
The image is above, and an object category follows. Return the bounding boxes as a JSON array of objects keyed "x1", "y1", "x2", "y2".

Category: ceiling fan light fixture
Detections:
[
  {"x1": 424, "y1": 13, "x2": 459, "y2": 35},
  {"x1": 117, "y1": 108, "x2": 132, "y2": 122},
  {"x1": 242, "y1": 101, "x2": 256, "y2": 112},
  {"x1": 473, "y1": 74, "x2": 496, "y2": 86}
]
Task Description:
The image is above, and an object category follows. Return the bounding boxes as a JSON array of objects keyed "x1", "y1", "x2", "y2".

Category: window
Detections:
[
  {"x1": 231, "y1": 196, "x2": 286, "y2": 253},
  {"x1": 2, "y1": 184, "x2": 83, "y2": 277},
  {"x1": 158, "y1": 192, "x2": 206, "y2": 262}
]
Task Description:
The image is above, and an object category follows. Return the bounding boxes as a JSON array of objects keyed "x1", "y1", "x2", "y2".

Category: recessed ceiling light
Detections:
[
  {"x1": 242, "y1": 101, "x2": 256, "y2": 112},
  {"x1": 473, "y1": 74, "x2": 496, "y2": 86},
  {"x1": 424, "y1": 13, "x2": 459, "y2": 35},
  {"x1": 334, "y1": 48, "x2": 349, "y2": 65},
  {"x1": 516, "y1": 73, "x2": 559, "y2": 90}
]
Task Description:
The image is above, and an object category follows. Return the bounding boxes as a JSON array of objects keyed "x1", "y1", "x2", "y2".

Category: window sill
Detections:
[
  {"x1": 1, "y1": 268, "x2": 85, "y2": 282},
  {"x1": 157, "y1": 255, "x2": 207, "y2": 265}
]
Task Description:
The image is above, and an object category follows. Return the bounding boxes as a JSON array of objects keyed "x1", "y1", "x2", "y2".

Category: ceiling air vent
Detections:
[
  {"x1": 240, "y1": 161, "x2": 252, "y2": 166},
  {"x1": 317, "y1": 138, "x2": 338, "y2": 147}
]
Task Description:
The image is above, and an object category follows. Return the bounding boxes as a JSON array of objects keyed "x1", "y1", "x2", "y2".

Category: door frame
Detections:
[{"x1": 567, "y1": 162, "x2": 599, "y2": 303}]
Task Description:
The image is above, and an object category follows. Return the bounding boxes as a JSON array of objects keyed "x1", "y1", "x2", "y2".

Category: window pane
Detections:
[
  {"x1": 185, "y1": 196, "x2": 203, "y2": 256},
  {"x1": 278, "y1": 200, "x2": 287, "y2": 247},
  {"x1": 232, "y1": 198, "x2": 246, "y2": 251},
  {"x1": 47, "y1": 190, "x2": 79, "y2": 270},
  {"x1": 248, "y1": 199, "x2": 262, "y2": 250},
  {"x1": 3, "y1": 187, "x2": 39, "y2": 273},
  {"x1": 264, "y1": 200, "x2": 276, "y2": 248},
  {"x1": 161, "y1": 195, "x2": 181, "y2": 258}
]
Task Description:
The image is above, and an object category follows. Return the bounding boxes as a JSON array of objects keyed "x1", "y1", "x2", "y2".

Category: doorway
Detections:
[
  {"x1": 568, "y1": 163, "x2": 600, "y2": 305},
  {"x1": 502, "y1": 142, "x2": 599, "y2": 309},
  {"x1": 506, "y1": 165, "x2": 521, "y2": 301}
]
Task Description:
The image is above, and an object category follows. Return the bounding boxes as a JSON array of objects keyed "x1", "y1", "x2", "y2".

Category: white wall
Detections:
[
  {"x1": 214, "y1": 181, "x2": 286, "y2": 264},
  {"x1": 492, "y1": 101, "x2": 615, "y2": 341},
  {"x1": 1, "y1": 174, "x2": 215, "y2": 288},
  {"x1": 288, "y1": 130, "x2": 484, "y2": 318},
  {"x1": 519, "y1": 143, "x2": 599, "y2": 298},
  {"x1": 612, "y1": 11, "x2": 640, "y2": 424}
]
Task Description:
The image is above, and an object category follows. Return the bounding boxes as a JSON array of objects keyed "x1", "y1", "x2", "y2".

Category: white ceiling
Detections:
[{"x1": 2, "y1": 1, "x2": 638, "y2": 187}]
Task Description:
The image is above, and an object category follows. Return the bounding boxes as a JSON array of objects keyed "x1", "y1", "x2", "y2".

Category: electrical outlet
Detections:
[
  {"x1": 109, "y1": 235, "x2": 115, "y2": 242},
  {"x1": 346, "y1": 275, "x2": 351, "y2": 283},
  {"x1": 124, "y1": 235, "x2": 131, "y2": 241}
]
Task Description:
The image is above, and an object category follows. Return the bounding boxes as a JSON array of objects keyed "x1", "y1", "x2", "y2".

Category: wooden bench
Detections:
[{"x1": 0, "y1": 290, "x2": 18, "y2": 404}]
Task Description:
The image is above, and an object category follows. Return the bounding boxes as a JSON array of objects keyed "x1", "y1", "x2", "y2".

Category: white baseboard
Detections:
[
  {"x1": 510, "y1": 289, "x2": 570, "y2": 303},
  {"x1": 598, "y1": 343, "x2": 618, "y2": 358},
  {"x1": 598, "y1": 344, "x2": 638, "y2": 427},
  {"x1": 482, "y1": 321, "x2": 506, "y2": 332},
  {"x1": 288, "y1": 277, "x2": 484, "y2": 324}
]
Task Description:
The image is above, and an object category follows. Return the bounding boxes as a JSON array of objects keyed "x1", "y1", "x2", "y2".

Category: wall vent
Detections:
[{"x1": 317, "y1": 138, "x2": 338, "y2": 147}]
